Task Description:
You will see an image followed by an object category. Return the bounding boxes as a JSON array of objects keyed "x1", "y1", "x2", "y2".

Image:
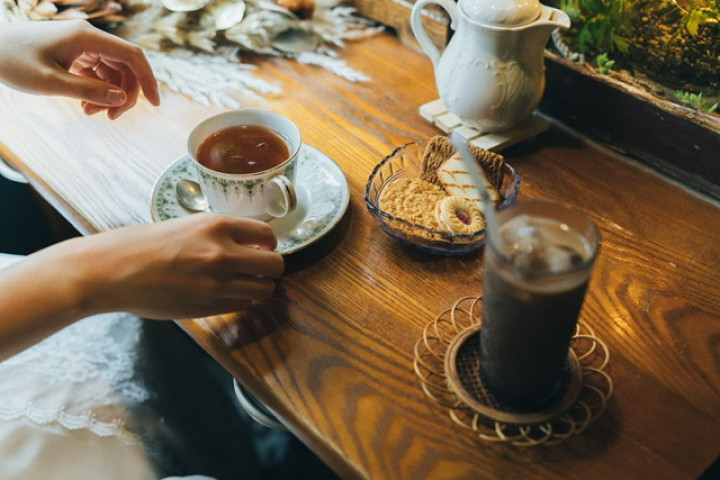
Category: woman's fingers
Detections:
[
  {"x1": 82, "y1": 102, "x2": 104, "y2": 116},
  {"x1": 88, "y1": 46, "x2": 160, "y2": 107},
  {"x1": 224, "y1": 247, "x2": 285, "y2": 279},
  {"x1": 225, "y1": 217, "x2": 279, "y2": 251},
  {"x1": 108, "y1": 67, "x2": 139, "y2": 119},
  {"x1": 50, "y1": 66, "x2": 127, "y2": 107},
  {"x1": 220, "y1": 276, "x2": 278, "y2": 301},
  {"x1": 200, "y1": 216, "x2": 284, "y2": 279},
  {"x1": 73, "y1": 60, "x2": 140, "y2": 119},
  {"x1": 70, "y1": 22, "x2": 160, "y2": 107}
]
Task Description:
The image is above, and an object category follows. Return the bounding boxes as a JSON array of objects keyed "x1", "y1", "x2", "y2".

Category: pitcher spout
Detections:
[
  {"x1": 513, "y1": 5, "x2": 570, "y2": 58},
  {"x1": 528, "y1": 5, "x2": 570, "y2": 32}
]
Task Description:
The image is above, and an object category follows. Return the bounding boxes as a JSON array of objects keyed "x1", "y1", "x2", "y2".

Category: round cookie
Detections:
[{"x1": 434, "y1": 196, "x2": 485, "y2": 234}]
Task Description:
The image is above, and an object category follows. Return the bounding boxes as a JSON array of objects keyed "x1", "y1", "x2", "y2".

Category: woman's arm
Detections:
[{"x1": 0, "y1": 214, "x2": 284, "y2": 361}]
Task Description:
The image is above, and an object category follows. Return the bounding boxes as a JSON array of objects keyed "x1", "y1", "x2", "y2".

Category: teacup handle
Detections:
[
  {"x1": 267, "y1": 174, "x2": 297, "y2": 218},
  {"x1": 410, "y1": 0, "x2": 458, "y2": 68}
]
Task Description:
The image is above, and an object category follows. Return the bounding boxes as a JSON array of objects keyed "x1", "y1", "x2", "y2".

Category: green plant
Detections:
[
  {"x1": 595, "y1": 53, "x2": 615, "y2": 74},
  {"x1": 675, "y1": 90, "x2": 719, "y2": 113},
  {"x1": 558, "y1": 0, "x2": 632, "y2": 53},
  {"x1": 679, "y1": 1, "x2": 720, "y2": 35},
  {"x1": 556, "y1": 0, "x2": 720, "y2": 51},
  {"x1": 658, "y1": 0, "x2": 720, "y2": 47}
]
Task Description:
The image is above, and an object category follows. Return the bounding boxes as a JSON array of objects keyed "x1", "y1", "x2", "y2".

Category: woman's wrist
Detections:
[
  {"x1": 28, "y1": 236, "x2": 108, "y2": 319},
  {"x1": 0, "y1": 240, "x2": 93, "y2": 359}
]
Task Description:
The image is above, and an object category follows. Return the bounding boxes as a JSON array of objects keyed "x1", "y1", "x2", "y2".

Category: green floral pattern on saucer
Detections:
[{"x1": 150, "y1": 144, "x2": 349, "y2": 254}]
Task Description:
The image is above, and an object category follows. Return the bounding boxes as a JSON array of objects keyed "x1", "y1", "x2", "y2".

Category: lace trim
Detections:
[
  {"x1": 0, "y1": 313, "x2": 149, "y2": 445},
  {"x1": 0, "y1": 403, "x2": 141, "y2": 445}
]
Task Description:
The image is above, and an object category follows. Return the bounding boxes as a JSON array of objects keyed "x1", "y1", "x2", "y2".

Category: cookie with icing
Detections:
[{"x1": 434, "y1": 196, "x2": 485, "y2": 234}]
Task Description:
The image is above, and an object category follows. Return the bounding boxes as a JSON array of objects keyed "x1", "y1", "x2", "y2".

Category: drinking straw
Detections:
[{"x1": 450, "y1": 132, "x2": 504, "y2": 253}]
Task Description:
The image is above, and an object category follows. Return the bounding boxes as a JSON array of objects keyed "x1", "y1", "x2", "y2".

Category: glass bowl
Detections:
[{"x1": 364, "y1": 141, "x2": 521, "y2": 256}]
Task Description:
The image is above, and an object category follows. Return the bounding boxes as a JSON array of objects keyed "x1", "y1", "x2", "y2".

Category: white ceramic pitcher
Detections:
[{"x1": 411, "y1": 0, "x2": 570, "y2": 132}]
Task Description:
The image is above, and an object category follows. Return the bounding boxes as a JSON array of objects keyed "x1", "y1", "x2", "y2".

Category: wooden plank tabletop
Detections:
[{"x1": 1, "y1": 31, "x2": 719, "y2": 480}]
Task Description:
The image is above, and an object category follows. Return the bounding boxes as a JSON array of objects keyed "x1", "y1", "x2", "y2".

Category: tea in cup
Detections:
[{"x1": 188, "y1": 109, "x2": 301, "y2": 219}]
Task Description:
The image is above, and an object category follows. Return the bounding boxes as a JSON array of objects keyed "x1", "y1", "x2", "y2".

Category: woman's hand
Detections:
[
  {"x1": 0, "y1": 20, "x2": 160, "y2": 119},
  {"x1": 62, "y1": 214, "x2": 285, "y2": 319}
]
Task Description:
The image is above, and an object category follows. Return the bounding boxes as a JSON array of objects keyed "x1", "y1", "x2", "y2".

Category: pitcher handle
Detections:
[{"x1": 410, "y1": 0, "x2": 458, "y2": 68}]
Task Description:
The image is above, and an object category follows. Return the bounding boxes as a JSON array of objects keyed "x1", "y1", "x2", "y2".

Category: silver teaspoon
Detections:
[{"x1": 176, "y1": 178, "x2": 209, "y2": 212}]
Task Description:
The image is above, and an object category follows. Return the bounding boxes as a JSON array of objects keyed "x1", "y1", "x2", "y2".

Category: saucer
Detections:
[{"x1": 150, "y1": 144, "x2": 350, "y2": 254}]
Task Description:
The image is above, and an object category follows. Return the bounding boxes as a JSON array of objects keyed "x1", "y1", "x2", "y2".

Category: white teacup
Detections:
[{"x1": 188, "y1": 109, "x2": 301, "y2": 219}]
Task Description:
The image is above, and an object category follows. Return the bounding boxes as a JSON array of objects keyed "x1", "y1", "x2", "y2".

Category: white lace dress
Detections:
[{"x1": 0, "y1": 253, "x2": 212, "y2": 480}]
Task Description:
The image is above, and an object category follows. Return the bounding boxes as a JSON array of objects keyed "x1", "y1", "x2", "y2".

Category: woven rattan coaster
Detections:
[{"x1": 414, "y1": 296, "x2": 613, "y2": 446}]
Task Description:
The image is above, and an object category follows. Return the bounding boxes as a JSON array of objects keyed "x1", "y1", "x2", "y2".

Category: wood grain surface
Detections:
[{"x1": 0, "y1": 31, "x2": 718, "y2": 480}]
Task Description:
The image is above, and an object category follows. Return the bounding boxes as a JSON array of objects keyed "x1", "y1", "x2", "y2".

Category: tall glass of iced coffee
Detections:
[{"x1": 481, "y1": 200, "x2": 599, "y2": 409}]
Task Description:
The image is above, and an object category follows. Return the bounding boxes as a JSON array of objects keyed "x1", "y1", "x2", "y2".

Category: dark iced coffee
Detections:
[{"x1": 481, "y1": 200, "x2": 599, "y2": 409}]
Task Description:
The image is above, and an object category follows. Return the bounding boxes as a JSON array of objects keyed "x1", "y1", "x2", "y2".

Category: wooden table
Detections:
[{"x1": 1, "y1": 31, "x2": 719, "y2": 480}]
